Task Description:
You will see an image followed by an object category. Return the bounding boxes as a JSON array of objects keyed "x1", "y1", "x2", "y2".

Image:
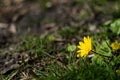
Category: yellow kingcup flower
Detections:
[
  {"x1": 111, "y1": 40, "x2": 120, "y2": 51},
  {"x1": 77, "y1": 36, "x2": 92, "y2": 57}
]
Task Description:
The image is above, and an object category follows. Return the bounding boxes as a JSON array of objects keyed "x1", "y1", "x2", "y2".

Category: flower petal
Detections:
[{"x1": 77, "y1": 36, "x2": 92, "y2": 58}]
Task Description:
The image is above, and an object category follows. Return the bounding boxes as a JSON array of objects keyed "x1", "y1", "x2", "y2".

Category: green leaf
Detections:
[
  {"x1": 110, "y1": 19, "x2": 120, "y2": 35},
  {"x1": 47, "y1": 35, "x2": 55, "y2": 42},
  {"x1": 96, "y1": 41, "x2": 112, "y2": 56},
  {"x1": 113, "y1": 55, "x2": 120, "y2": 65},
  {"x1": 92, "y1": 55, "x2": 105, "y2": 66},
  {"x1": 32, "y1": 78, "x2": 37, "y2": 80},
  {"x1": 67, "y1": 44, "x2": 76, "y2": 52}
]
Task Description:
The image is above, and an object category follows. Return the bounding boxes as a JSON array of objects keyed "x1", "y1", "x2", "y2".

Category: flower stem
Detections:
[{"x1": 91, "y1": 50, "x2": 104, "y2": 57}]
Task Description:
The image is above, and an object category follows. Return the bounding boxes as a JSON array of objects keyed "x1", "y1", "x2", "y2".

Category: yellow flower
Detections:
[
  {"x1": 111, "y1": 40, "x2": 120, "y2": 51},
  {"x1": 77, "y1": 36, "x2": 92, "y2": 57}
]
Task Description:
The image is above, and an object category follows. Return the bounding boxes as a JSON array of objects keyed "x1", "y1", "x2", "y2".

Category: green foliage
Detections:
[
  {"x1": 110, "y1": 19, "x2": 120, "y2": 35},
  {"x1": 16, "y1": 24, "x2": 120, "y2": 80},
  {"x1": 47, "y1": 35, "x2": 55, "y2": 42},
  {"x1": 34, "y1": 58, "x2": 117, "y2": 80},
  {"x1": 32, "y1": 78, "x2": 37, "y2": 80},
  {"x1": 92, "y1": 55, "x2": 105, "y2": 66},
  {"x1": 15, "y1": 23, "x2": 120, "y2": 80},
  {"x1": 17, "y1": 35, "x2": 56, "y2": 58},
  {"x1": 113, "y1": 55, "x2": 120, "y2": 67},
  {"x1": 67, "y1": 44, "x2": 76, "y2": 52},
  {"x1": 96, "y1": 41, "x2": 112, "y2": 56}
]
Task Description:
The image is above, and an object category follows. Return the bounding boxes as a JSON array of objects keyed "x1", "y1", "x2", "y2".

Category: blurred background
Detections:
[{"x1": 0, "y1": 0, "x2": 120, "y2": 48}]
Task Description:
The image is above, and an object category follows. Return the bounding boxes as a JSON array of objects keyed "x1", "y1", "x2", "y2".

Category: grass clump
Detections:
[{"x1": 15, "y1": 23, "x2": 120, "y2": 80}]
